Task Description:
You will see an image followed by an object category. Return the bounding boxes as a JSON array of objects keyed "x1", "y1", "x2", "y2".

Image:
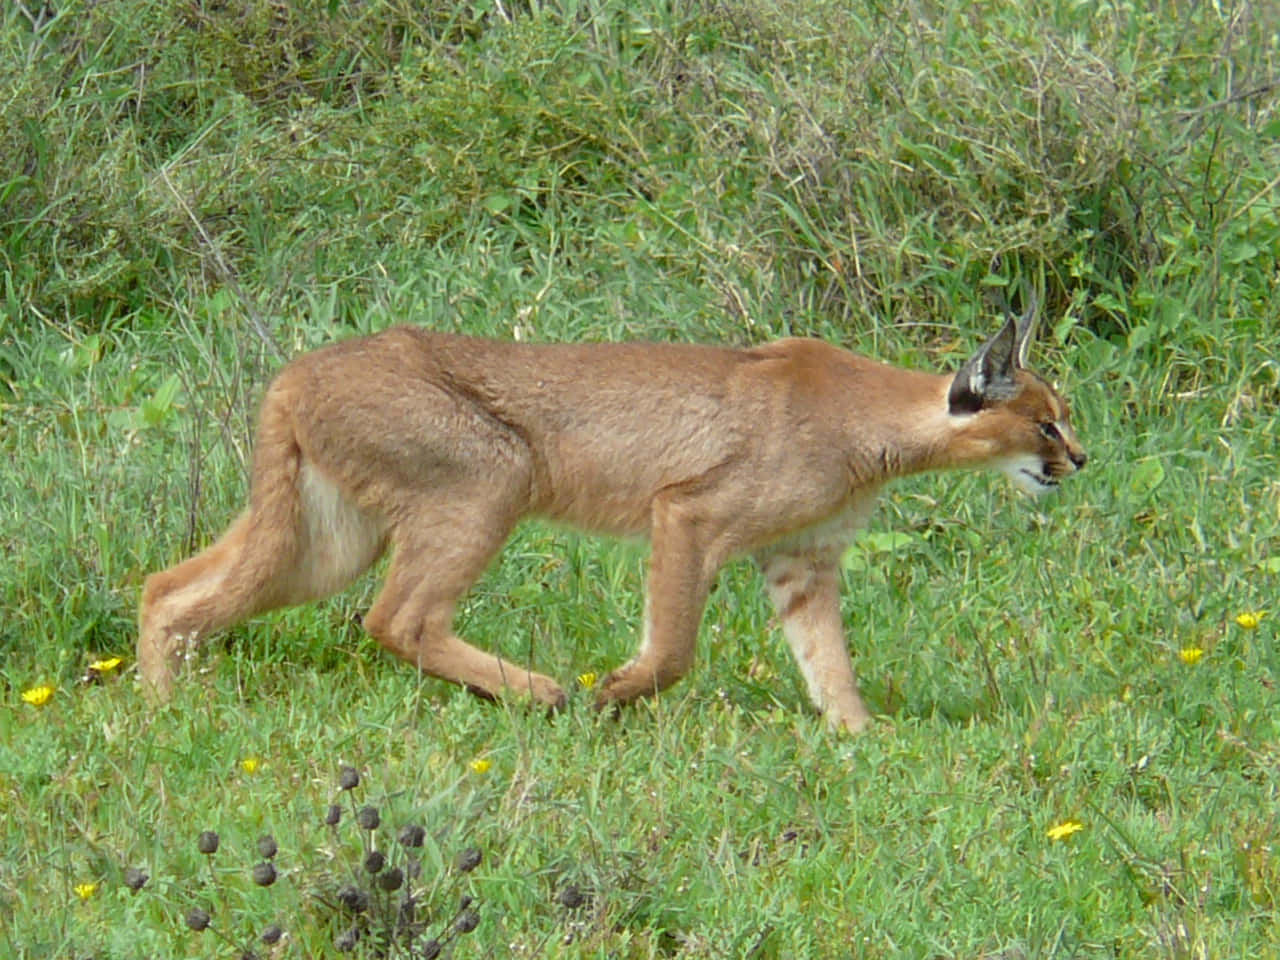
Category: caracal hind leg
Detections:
[
  {"x1": 139, "y1": 464, "x2": 385, "y2": 701},
  {"x1": 595, "y1": 492, "x2": 726, "y2": 709},
  {"x1": 762, "y1": 554, "x2": 871, "y2": 733},
  {"x1": 138, "y1": 512, "x2": 269, "y2": 701},
  {"x1": 139, "y1": 375, "x2": 310, "y2": 702},
  {"x1": 363, "y1": 502, "x2": 566, "y2": 709}
]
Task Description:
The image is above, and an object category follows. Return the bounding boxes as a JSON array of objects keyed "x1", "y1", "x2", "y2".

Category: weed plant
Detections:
[
  {"x1": 2, "y1": 0, "x2": 1278, "y2": 957},
  {"x1": 118, "y1": 765, "x2": 500, "y2": 958}
]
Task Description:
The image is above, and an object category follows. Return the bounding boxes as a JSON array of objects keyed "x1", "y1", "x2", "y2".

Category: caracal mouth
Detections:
[
  {"x1": 1019, "y1": 468, "x2": 1059, "y2": 491},
  {"x1": 1002, "y1": 458, "x2": 1061, "y2": 497}
]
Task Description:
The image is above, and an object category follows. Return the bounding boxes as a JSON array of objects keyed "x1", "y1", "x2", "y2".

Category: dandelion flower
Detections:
[
  {"x1": 22, "y1": 685, "x2": 55, "y2": 707},
  {"x1": 73, "y1": 882, "x2": 98, "y2": 900},
  {"x1": 576, "y1": 672, "x2": 597, "y2": 690},
  {"x1": 1178, "y1": 646, "x2": 1205, "y2": 666},
  {"x1": 1234, "y1": 611, "x2": 1265, "y2": 630},
  {"x1": 88, "y1": 656, "x2": 123, "y2": 674},
  {"x1": 1047, "y1": 820, "x2": 1084, "y2": 842},
  {"x1": 241, "y1": 756, "x2": 261, "y2": 775},
  {"x1": 469, "y1": 758, "x2": 492, "y2": 775}
]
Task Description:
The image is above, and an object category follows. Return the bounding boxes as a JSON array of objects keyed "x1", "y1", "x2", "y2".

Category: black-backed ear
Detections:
[{"x1": 947, "y1": 290, "x2": 1037, "y2": 415}]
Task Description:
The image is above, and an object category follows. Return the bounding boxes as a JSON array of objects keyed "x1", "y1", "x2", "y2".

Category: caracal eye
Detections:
[{"x1": 1038, "y1": 421, "x2": 1062, "y2": 442}]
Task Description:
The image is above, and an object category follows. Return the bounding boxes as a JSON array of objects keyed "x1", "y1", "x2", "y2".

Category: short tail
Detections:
[{"x1": 229, "y1": 376, "x2": 306, "y2": 612}]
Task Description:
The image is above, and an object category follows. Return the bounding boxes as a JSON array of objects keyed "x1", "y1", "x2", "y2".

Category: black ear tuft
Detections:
[{"x1": 1012, "y1": 288, "x2": 1038, "y2": 368}]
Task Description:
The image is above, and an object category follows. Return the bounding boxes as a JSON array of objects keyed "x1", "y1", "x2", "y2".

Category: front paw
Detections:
[
  {"x1": 827, "y1": 701, "x2": 873, "y2": 734},
  {"x1": 592, "y1": 666, "x2": 651, "y2": 711}
]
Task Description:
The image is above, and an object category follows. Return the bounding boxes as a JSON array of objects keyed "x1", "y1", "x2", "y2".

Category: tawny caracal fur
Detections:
[{"x1": 139, "y1": 295, "x2": 1085, "y2": 732}]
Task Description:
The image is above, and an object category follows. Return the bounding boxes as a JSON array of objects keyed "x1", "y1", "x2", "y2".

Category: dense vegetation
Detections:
[{"x1": 2, "y1": 0, "x2": 1277, "y2": 957}]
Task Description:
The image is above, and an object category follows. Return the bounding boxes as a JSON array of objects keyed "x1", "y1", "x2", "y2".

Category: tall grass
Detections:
[{"x1": 4, "y1": 0, "x2": 1276, "y2": 337}]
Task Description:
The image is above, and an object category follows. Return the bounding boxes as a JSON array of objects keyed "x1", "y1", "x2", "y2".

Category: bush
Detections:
[{"x1": 3, "y1": 0, "x2": 1275, "y2": 345}]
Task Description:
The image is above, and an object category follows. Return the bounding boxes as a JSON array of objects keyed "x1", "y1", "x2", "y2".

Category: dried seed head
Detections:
[
  {"x1": 260, "y1": 924, "x2": 284, "y2": 944},
  {"x1": 335, "y1": 926, "x2": 360, "y2": 952},
  {"x1": 252, "y1": 861, "x2": 277, "y2": 887},
  {"x1": 324, "y1": 803, "x2": 342, "y2": 827},
  {"x1": 419, "y1": 938, "x2": 442, "y2": 960},
  {"x1": 185, "y1": 906, "x2": 212, "y2": 931},
  {"x1": 377, "y1": 866, "x2": 404, "y2": 892},
  {"x1": 454, "y1": 846, "x2": 482, "y2": 873},
  {"x1": 123, "y1": 866, "x2": 149, "y2": 893},
  {"x1": 197, "y1": 831, "x2": 220, "y2": 855},
  {"x1": 458, "y1": 894, "x2": 474, "y2": 911},
  {"x1": 397, "y1": 823, "x2": 425, "y2": 848},
  {"x1": 336, "y1": 884, "x2": 368, "y2": 914},
  {"x1": 256, "y1": 834, "x2": 278, "y2": 859},
  {"x1": 356, "y1": 805, "x2": 380, "y2": 831},
  {"x1": 363, "y1": 850, "x2": 385, "y2": 874},
  {"x1": 454, "y1": 907, "x2": 480, "y2": 934},
  {"x1": 338, "y1": 766, "x2": 360, "y2": 791},
  {"x1": 557, "y1": 884, "x2": 585, "y2": 909}
]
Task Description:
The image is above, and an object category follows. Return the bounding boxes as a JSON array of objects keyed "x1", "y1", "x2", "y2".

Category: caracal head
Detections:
[{"x1": 946, "y1": 290, "x2": 1088, "y2": 497}]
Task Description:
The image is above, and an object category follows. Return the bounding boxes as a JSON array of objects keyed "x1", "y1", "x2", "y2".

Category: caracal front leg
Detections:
[
  {"x1": 595, "y1": 493, "x2": 725, "y2": 710},
  {"x1": 761, "y1": 553, "x2": 872, "y2": 733}
]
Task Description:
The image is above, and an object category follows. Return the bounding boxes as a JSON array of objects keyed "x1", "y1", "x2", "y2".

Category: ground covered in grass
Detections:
[{"x1": 2, "y1": 0, "x2": 1278, "y2": 957}]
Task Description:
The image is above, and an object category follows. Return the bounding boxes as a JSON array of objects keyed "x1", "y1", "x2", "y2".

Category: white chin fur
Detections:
[{"x1": 1002, "y1": 458, "x2": 1058, "y2": 497}]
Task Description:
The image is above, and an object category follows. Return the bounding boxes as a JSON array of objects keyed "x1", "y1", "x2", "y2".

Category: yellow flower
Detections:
[
  {"x1": 240, "y1": 756, "x2": 261, "y2": 775},
  {"x1": 22, "y1": 685, "x2": 55, "y2": 707},
  {"x1": 1234, "y1": 611, "x2": 1265, "y2": 630},
  {"x1": 88, "y1": 656, "x2": 124, "y2": 674},
  {"x1": 73, "y1": 882, "x2": 98, "y2": 900},
  {"x1": 576, "y1": 672, "x2": 597, "y2": 690},
  {"x1": 468, "y1": 758, "x2": 492, "y2": 775},
  {"x1": 1047, "y1": 820, "x2": 1084, "y2": 842},
  {"x1": 1178, "y1": 646, "x2": 1205, "y2": 666}
]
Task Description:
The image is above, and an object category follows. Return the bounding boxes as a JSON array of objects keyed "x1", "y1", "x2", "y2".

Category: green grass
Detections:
[{"x1": 2, "y1": 0, "x2": 1279, "y2": 957}]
